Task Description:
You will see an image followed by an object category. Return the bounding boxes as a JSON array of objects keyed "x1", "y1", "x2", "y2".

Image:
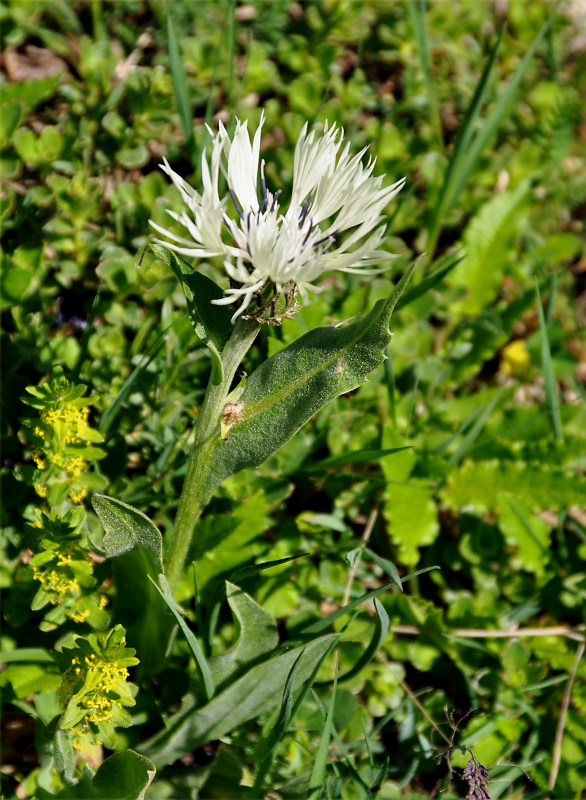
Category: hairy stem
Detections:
[{"x1": 165, "y1": 317, "x2": 260, "y2": 592}]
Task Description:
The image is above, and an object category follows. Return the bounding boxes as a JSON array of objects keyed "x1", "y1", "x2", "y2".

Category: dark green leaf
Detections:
[
  {"x1": 208, "y1": 581, "x2": 279, "y2": 689},
  {"x1": 147, "y1": 575, "x2": 215, "y2": 700},
  {"x1": 148, "y1": 244, "x2": 233, "y2": 384},
  {"x1": 140, "y1": 634, "x2": 337, "y2": 767}
]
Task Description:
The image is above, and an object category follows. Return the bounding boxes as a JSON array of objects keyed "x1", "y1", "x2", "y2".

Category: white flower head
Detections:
[{"x1": 150, "y1": 112, "x2": 405, "y2": 323}]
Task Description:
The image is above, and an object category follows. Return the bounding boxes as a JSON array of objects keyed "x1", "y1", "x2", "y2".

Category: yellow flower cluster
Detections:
[
  {"x1": 32, "y1": 405, "x2": 91, "y2": 503},
  {"x1": 61, "y1": 654, "x2": 132, "y2": 735},
  {"x1": 32, "y1": 567, "x2": 81, "y2": 601}
]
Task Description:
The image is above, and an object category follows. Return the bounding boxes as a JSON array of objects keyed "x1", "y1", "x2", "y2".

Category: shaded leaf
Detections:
[
  {"x1": 92, "y1": 494, "x2": 163, "y2": 572},
  {"x1": 208, "y1": 582, "x2": 279, "y2": 689},
  {"x1": 148, "y1": 244, "x2": 232, "y2": 384},
  {"x1": 140, "y1": 634, "x2": 337, "y2": 767}
]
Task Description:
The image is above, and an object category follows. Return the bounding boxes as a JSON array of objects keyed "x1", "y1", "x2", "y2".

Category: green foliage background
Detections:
[{"x1": 1, "y1": 0, "x2": 585, "y2": 797}]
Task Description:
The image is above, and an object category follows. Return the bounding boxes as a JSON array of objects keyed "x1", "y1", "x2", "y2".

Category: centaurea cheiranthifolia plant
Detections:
[
  {"x1": 85, "y1": 111, "x2": 419, "y2": 780},
  {"x1": 135, "y1": 113, "x2": 413, "y2": 593}
]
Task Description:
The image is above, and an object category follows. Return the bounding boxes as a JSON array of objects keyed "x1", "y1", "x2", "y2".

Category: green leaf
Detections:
[
  {"x1": 382, "y1": 430, "x2": 439, "y2": 565},
  {"x1": 0, "y1": 663, "x2": 61, "y2": 698},
  {"x1": 450, "y1": 182, "x2": 530, "y2": 314},
  {"x1": 53, "y1": 729, "x2": 75, "y2": 786},
  {"x1": 147, "y1": 575, "x2": 215, "y2": 701},
  {"x1": 337, "y1": 598, "x2": 390, "y2": 683},
  {"x1": 535, "y1": 279, "x2": 563, "y2": 441},
  {"x1": 0, "y1": 100, "x2": 24, "y2": 144},
  {"x1": 148, "y1": 244, "x2": 232, "y2": 384},
  {"x1": 1, "y1": 264, "x2": 33, "y2": 303},
  {"x1": 309, "y1": 675, "x2": 337, "y2": 795},
  {"x1": 363, "y1": 549, "x2": 403, "y2": 591},
  {"x1": 200, "y1": 263, "x2": 417, "y2": 498},
  {"x1": 208, "y1": 581, "x2": 279, "y2": 689},
  {"x1": 0, "y1": 73, "x2": 61, "y2": 113},
  {"x1": 140, "y1": 634, "x2": 337, "y2": 767},
  {"x1": 0, "y1": 648, "x2": 54, "y2": 663},
  {"x1": 92, "y1": 494, "x2": 163, "y2": 572},
  {"x1": 54, "y1": 750, "x2": 156, "y2": 799},
  {"x1": 92, "y1": 495, "x2": 167, "y2": 675},
  {"x1": 499, "y1": 497, "x2": 552, "y2": 580},
  {"x1": 253, "y1": 647, "x2": 306, "y2": 762}
]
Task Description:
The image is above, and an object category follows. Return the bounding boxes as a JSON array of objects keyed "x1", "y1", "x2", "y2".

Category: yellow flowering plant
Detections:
[
  {"x1": 26, "y1": 507, "x2": 109, "y2": 632},
  {"x1": 20, "y1": 366, "x2": 107, "y2": 505},
  {"x1": 56, "y1": 625, "x2": 139, "y2": 750}
]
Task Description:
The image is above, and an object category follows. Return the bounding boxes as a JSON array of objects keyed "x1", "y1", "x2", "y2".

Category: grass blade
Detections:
[
  {"x1": 166, "y1": 0, "x2": 194, "y2": 159},
  {"x1": 303, "y1": 566, "x2": 439, "y2": 635},
  {"x1": 427, "y1": 26, "x2": 504, "y2": 255},
  {"x1": 253, "y1": 635, "x2": 341, "y2": 797},
  {"x1": 302, "y1": 580, "x2": 398, "y2": 635},
  {"x1": 253, "y1": 648, "x2": 305, "y2": 763},
  {"x1": 309, "y1": 674, "x2": 337, "y2": 795},
  {"x1": 448, "y1": 19, "x2": 550, "y2": 210},
  {"x1": 305, "y1": 446, "x2": 410, "y2": 473},
  {"x1": 428, "y1": 19, "x2": 551, "y2": 256},
  {"x1": 432, "y1": 404, "x2": 482, "y2": 456},
  {"x1": 147, "y1": 575, "x2": 215, "y2": 700},
  {"x1": 406, "y1": 0, "x2": 443, "y2": 151},
  {"x1": 395, "y1": 251, "x2": 465, "y2": 311},
  {"x1": 369, "y1": 756, "x2": 389, "y2": 798},
  {"x1": 448, "y1": 388, "x2": 505, "y2": 464},
  {"x1": 98, "y1": 319, "x2": 178, "y2": 434},
  {"x1": 535, "y1": 279, "x2": 563, "y2": 441},
  {"x1": 311, "y1": 688, "x2": 370, "y2": 792},
  {"x1": 225, "y1": 0, "x2": 237, "y2": 111},
  {"x1": 230, "y1": 552, "x2": 310, "y2": 582},
  {"x1": 333, "y1": 598, "x2": 390, "y2": 683}
]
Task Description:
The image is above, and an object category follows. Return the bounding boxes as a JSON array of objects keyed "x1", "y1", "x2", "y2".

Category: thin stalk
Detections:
[{"x1": 165, "y1": 317, "x2": 260, "y2": 591}]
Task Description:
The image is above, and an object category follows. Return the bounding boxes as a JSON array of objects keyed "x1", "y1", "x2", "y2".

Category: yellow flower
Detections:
[{"x1": 501, "y1": 339, "x2": 531, "y2": 377}]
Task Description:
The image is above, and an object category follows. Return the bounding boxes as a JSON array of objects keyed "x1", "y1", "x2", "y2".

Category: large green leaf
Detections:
[
  {"x1": 198, "y1": 263, "x2": 416, "y2": 499},
  {"x1": 149, "y1": 244, "x2": 232, "y2": 384},
  {"x1": 52, "y1": 750, "x2": 155, "y2": 799},
  {"x1": 140, "y1": 634, "x2": 337, "y2": 767},
  {"x1": 208, "y1": 582, "x2": 279, "y2": 689},
  {"x1": 92, "y1": 495, "x2": 167, "y2": 675}
]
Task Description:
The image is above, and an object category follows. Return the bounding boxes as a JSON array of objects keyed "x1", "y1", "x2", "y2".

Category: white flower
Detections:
[{"x1": 150, "y1": 112, "x2": 405, "y2": 322}]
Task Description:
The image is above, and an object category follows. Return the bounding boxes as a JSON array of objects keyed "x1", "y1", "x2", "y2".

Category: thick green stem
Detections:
[{"x1": 164, "y1": 317, "x2": 260, "y2": 592}]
